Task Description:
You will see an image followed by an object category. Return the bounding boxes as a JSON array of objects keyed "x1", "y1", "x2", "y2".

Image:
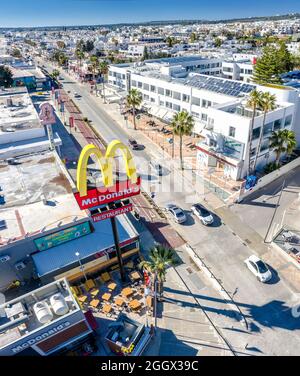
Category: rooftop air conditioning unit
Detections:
[
  {"x1": 0, "y1": 255, "x2": 11, "y2": 263},
  {"x1": 15, "y1": 261, "x2": 26, "y2": 270}
]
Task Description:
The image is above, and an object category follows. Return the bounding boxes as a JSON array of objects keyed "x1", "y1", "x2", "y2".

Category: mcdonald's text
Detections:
[{"x1": 74, "y1": 177, "x2": 141, "y2": 210}]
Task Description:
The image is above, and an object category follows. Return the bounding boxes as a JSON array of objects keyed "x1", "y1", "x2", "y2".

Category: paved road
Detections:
[{"x1": 40, "y1": 61, "x2": 300, "y2": 355}]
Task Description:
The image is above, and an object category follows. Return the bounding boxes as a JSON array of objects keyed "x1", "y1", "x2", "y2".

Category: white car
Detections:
[
  {"x1": 244, "y1": 255, "x2": 272, "y2": 283},
  {"x1": 165, "y1": 204, "x2": 187, "y2": 224},
  {"x1": 191, "y1": 204, "x2": 214, "y2": 225}
]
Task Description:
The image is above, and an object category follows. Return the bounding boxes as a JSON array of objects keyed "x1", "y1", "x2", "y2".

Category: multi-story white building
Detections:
[
  {"x1": 108, "y1": 56, "x2": 300, "y2": 181},
  {"x1": 222, "y1": 58, "x2": 255, "y2": 82}
]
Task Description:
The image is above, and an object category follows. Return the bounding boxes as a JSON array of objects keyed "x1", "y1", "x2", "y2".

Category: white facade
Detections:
[{"x1": 108, "y1": 57, "x2": 300, "y2": 181}]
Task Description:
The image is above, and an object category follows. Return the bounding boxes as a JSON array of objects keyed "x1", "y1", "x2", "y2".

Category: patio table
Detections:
[
  {"x1": 115, "y1": 297, "x2": 125, "y2": 307},
  {"x1": 90, "y1": 289, "x2": 99, "y2": 297},
  {"x1": 130, "y1": 271, "x2": 141, "y2": 281},
  {"x1": 121, "y1": 287, "x2": 134, "y2": 298},
  {"x1": 102, "y1": 304, "x2": 112, "y2": 314},
  {"x1": 78, "y1": 295, "x2": 88, "y2": 303},
  {"x1": 102, "y1": 292, "x2": 112, "y2": 301},
  {"x1": 101, "y1": 272, "x2": 111, "y2": 282},
  {"x1": 89, "y1": 299, "x2": 100, "y2": 308},
  {"x1": 129, "y1": 299, "x2": 142, "y2": 311},
  {"x1": 108, "y1": 282, "x2": 117, "y2": 291}
]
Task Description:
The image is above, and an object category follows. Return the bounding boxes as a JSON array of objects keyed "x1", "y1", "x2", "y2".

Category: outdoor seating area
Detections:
[
  {"x1": 70, "y1": 263, "x2": 154, "y2": 321},
  {"x1": 130, "y1": 112, "x2": 201, "y2": 160}
]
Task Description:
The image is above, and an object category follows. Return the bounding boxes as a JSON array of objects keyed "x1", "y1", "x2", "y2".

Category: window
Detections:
[
  {"x1": 150, "y1": 97, "x2": 155, "y2": 103},
  {"x1": 173, "y1": 104, "x2": 180, "y2": 112},
  {"x1": 159, "y1": 100, "x2": 165, "y2": 106},
  {"x1": 192, "y1": 111, "x2": 200, "y2": 118},
  {"x1": 252, "y1": 127, "x2": 261, "y2": 140},
  {"x1": 192, "y1": 97, "x2": 200, "y2": 106},
  {"x1": 202, "y1": 99, "x2": 211, "y2": 108},
  {"x1": 284, "y1": 115, "x2": 292, "y2": 127},
  {"x1": 182, "y1": 94, "x2": 190, "y2": 102},
  {"x1": 263, "y1": 122, "x2": 273, "y2": 136},
  {"x1": 223, "y1": 67, "x2": 233, "y2": 72},
  {"x1": 150, "y1": 85, "x2": 156, "y2": 92},
  {"x1": 229, "y1": 126, "x2": 236, "y2": 138},
  {"x1": 158, "y1": 87, "x2": 164, "y2": 95},
  {"x1": 209, "y1": 138, "x2": 217, "y2": 148},
  {"x1": 201, "y1": 113, "x2": 208, "y2": 122},
  {"x1": 260, "y1": 139, "x2": 269, "y2": 152},
  {"x1": 173, "y1": 91, "x2": 181, "y2": 100},
  {"x1": 131, "y1": 80, "x2": 137, "y2": 87},
  {"x1": 166, "y1": 89, "x2": 172, "y2": 97},
  {"x1": 137, "y1": 81, "x2": 142, "y2": 88},
  {"x1": 166, "y1": 101, "x2": 172, "y2": 109},
  {"x1": 143, "y1": 94, "x2": 149, "y2": 101},
  {"x1": 143, "y1": 83, "x2": 149, "y2": 91},
  {"x1": 274, "y1": 119, "x2": 282, "y2": 131},
  {"x1": 250, "y1": 147, "x2": 256, "y2": 157}
]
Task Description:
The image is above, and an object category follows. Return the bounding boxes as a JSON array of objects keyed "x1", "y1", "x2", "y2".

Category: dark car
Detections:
[{"x1": 128, "y1": 139, "x2": 143, "y2": 150}]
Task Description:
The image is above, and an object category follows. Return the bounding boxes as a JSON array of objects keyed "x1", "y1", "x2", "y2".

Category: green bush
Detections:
[{"x1": 264, "y1": 161, "x2": 278, "y2": 174}]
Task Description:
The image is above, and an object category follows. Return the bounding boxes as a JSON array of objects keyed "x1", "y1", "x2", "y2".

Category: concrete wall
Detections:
[{"x1": 237, "y1": 156, "x2": 300, "y2": 202}]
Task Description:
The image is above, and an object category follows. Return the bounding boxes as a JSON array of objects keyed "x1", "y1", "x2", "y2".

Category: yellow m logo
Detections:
[{"x1": 76, "y1": 140, "x2": 138, "y2": 197}]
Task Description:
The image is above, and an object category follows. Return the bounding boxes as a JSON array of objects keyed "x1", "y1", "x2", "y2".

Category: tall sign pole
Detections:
[
  {"x1": 39, "y1": 103, "x2": 56, "y2": 151},
  {"x1": 110, "y1": 216, "x2": 126, "y2": 282}
]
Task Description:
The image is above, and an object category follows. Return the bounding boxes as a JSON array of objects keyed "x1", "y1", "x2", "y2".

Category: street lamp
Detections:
[{"x1": 75, "y1": 251, "x2": 87, "y2": 282}]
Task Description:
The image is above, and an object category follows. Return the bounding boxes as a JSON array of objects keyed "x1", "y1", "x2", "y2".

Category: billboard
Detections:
[
  {"x1": 34, "y1": 222, "x2": 91, "y2": 251},
  {"x1": 74, "y1": 140, "x2": 140, "y2": 210},
  {"x1": 74, "y1": 178, "x2": 140, "y2": 210}
]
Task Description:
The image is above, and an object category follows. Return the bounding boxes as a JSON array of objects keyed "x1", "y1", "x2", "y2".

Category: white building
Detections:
[
  {"x1": 0, "y1": 279, "x2": 93, "y2": 356},
  {"x1": 222, "y1": 58, "x2": 255, "y2": 82},
  {"x1": 108, "y1": 56, "x2": 300, "y2": 181}
]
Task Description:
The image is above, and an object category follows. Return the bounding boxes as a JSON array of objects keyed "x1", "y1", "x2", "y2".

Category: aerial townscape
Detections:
[{"x1": 0, "y1": 0, "x2": 300, "y2": 361}]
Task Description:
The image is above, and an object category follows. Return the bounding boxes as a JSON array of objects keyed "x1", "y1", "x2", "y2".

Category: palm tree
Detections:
[
  {"x1": 269, "y1": 129, "x2": 296, "y2": 166},
  {"x1": 253, "y1": 92, "x2": 276, "y2": 172},
  {"x1": 98, "y1": 61, "x2": 109, "y2": 103},
  {"x1": 284, "y1": 129, "x2": 297, "y2": 159},
  {"x1": 75, "y1": 49, "x2": 84, "y2": 67},
  {"x1": 139, "y1": 245, "x2": 176, "y2": 297},
  {"x1": 171, "y1": 110, "x2": 194, "y2": 170},
  {"x1": 246, "y1": 89, "x2": 263, "y2": 175},
  {"x1": 126, "y1": 89, "x2": 142, "y2": 130},
  {"x1": 89, "y1": 55, "x2": 98, "y2": 78}
]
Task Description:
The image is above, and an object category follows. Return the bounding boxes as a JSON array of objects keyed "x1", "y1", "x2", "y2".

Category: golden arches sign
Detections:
[{"x1": 76, "y1": 140, "x2": 138, "y2": 197}]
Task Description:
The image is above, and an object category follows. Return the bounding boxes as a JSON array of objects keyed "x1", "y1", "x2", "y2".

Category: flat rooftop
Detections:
[
  {"x1": 0, "y1": 151, "x2": 83, "y2": 246},
  {"x1": 0, "y1": 278, "x2": 79, "y2": 350},
  {"x1": 0, "y1": 89, "x2": 41, "y2": 131}
]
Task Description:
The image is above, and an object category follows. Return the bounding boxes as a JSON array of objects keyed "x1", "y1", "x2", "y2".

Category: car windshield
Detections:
[
  {"x1": 256, "y1": 260, "x2": 268, "y2": 273},
  {"x1": 196, "y1": 205, "x2": 209, "y2": 216}
]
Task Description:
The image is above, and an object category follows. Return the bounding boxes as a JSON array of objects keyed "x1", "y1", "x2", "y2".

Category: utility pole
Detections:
[{"x1": 264, "y1": 179, "x2": 285, "y2": 243}]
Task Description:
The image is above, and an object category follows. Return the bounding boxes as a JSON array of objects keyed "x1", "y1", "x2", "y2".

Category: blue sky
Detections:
[{"x1": 1, "y1": 0, "x2": 300, "y2": 27}]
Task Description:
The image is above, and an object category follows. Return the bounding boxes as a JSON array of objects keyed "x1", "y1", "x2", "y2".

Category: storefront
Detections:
[{"x1": 31, "y1": 218, "x2": 140, "y2": 284}]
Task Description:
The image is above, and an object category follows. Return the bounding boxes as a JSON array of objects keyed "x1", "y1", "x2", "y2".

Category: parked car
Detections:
[
  {"x1": 150, "y1": 161, "x2": 163, "y2": 176},
  {"x1": 244, "y1": 255, "x2": 272, "y2": 283},
  {"x1": 165, "y1": 204, "x2": 187, "y2": 224},
  {"x1": 191, "y1": 203, "x2": 214, "y2": 225},
  {"x1": 128, "y1": 138, "x2": 143, "y2": 150},
  {"x1": 74, "y1": 92, "x2": 81, "y2": 98}
]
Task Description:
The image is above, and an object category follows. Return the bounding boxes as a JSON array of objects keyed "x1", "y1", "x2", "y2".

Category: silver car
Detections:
[{"x1": 165, "y1": 204, "x2": 187, "y2": 224}]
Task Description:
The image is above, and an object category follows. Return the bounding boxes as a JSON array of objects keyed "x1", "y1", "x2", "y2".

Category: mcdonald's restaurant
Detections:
[{"x1": 0, "y1": 149, "x2": 141, "y2": 293}]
